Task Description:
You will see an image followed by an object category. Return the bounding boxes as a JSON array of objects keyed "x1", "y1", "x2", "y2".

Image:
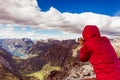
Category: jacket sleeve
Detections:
[{"x1": 80, "y1": 45, "x2": 91, "y2": 62}]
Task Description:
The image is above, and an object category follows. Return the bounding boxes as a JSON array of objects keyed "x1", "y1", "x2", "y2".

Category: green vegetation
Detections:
[{"x1": 25, "y1": 63, "x2": 60, "y2": 80}]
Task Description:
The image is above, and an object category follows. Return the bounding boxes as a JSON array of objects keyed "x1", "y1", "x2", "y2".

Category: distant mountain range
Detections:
[{"x1": 0, "y1": 38, "x2": 77, "y2": 59}]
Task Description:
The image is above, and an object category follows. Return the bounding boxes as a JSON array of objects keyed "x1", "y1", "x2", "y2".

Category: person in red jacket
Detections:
[{"x1": 79, "y1": 25, "x2": 120, "y2": 80}]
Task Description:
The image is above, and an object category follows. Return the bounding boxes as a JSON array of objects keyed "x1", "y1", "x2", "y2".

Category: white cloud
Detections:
[
  {"x1": 0, "y1": 0, "x2": 40, "y2": 25},
  {"x1": 0, "y1": 0, "x2": 120, "y2": 39},
  {"x1": 0, "y1": 27, "x2": 15, "y2": 38}
]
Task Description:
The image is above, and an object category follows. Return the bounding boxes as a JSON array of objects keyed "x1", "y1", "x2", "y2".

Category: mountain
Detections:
[
  {"x1": 0, "y1": 39, "x2": 96, "y2": 80},
  {"x1": 0, "y1": 47, "x2": 22, "y2": 80},
  {"x1": 0, "y1": 46, "x2": 46, "y2": 80},
  {"x1": 0, "y1": 62, "x2": 20, "y2": 80},
  {"x1": 27, "y1": 40, "x2": 52, "y2": 57},
  {"x1": 0, "y1": 38, "x2": 34, "y2": 58},
  {"x1": 0, "y1": 47, "x2": 15, "y2": 69}
]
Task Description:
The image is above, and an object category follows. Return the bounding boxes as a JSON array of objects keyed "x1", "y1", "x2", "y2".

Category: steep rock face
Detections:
[
  {"x1": 0, "y1": 48, "x2": 22, "y2": 80},
  {"x1": 0, "y1": 47, "x2": 13, "y2": 59},
  {"x1": 27, "y1": 41, "x2": 51, "y2": 56},
  {"x1": 0, "y1": 47, "x2": 15, "y2": 69},
  {"x1": 43, "y1": 43, "x2": 72, "y2": 66},
  {"x1": 0, "y1": 56, "x2": 13, "y2": 70},
  {"x1": 0, "y1": 48, "x2": 38, "y2": 80},
  {"x1": 0, "y1": 63, "x2": 20, "y2": 80}
]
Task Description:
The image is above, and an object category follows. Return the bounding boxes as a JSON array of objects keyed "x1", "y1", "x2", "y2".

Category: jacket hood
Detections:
[{"x1": 82, "y1": 25, "x2": 101, "y2": 40}]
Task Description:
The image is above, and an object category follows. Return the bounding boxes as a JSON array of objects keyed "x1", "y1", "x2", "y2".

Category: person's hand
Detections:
[{"x1": 78, "y1": 38, "x2": 84, "y2": 46}]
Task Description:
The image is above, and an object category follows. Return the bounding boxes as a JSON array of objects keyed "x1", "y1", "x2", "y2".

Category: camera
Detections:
[{"x1": 75, "y1": 37, "x2": 84, "y2": 43}]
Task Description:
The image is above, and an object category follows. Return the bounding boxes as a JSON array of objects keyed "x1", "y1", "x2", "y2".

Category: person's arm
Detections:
[
  {"x1": 80, "y1": 46, "x2": 91, "y2": 62},
  {"x1": 78, "y1": 38, "x2": 91, "y2": 62}
]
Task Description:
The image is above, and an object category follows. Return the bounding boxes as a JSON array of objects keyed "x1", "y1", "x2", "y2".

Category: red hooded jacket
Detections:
[{"x1": 80, "y1": 25, "x2": 120, "y2": 80}]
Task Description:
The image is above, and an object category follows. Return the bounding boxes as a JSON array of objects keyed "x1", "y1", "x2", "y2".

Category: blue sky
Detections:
[
  {"x1": 0, "y1": 0, "x2": 120, "y2": 40},
  {"x1": 37, "y1": 0, "x2": 120, "y2": 16}
]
